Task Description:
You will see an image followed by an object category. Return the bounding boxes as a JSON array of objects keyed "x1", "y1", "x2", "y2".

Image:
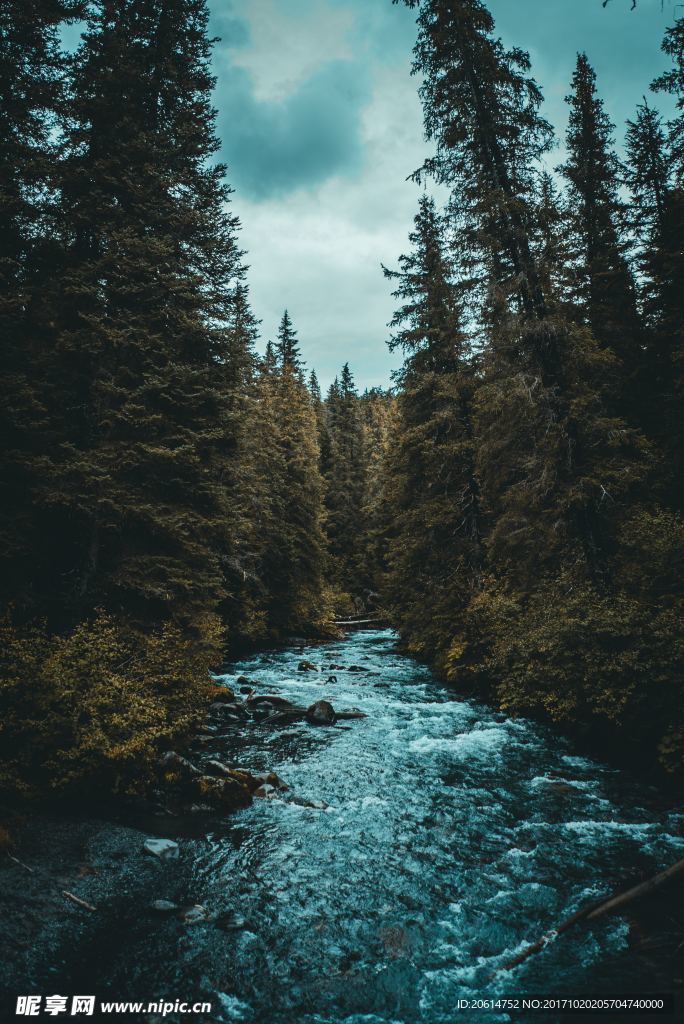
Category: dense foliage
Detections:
[
  {"x1": 0, "y1": 0, "x2": 336, "y2": 796},
  {"x1": 386, "y1": 0, "x2": 684, "y2": 774},
  {"x1": 1, "y1": 0, "x2": 681, "y2": 797}
]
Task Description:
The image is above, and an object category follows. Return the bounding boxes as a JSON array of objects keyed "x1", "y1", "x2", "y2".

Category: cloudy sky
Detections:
[{"x1": 209, "y1": 0, "x2": 678, "y2": 390}]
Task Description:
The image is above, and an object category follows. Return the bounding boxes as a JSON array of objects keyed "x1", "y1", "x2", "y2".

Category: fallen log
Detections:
[
  {"x1": 501, "y1": 854, "x2": 684, "y2": 972},
  {"x1": 586, "y1": 856, "x2": 684, "y2": 921},
  {"x1": 333, "y1": 618, "x2": 385, "y2": 626},
  {"x1": 247, "y1": 695, "x2": 297, "y2": 709},
  {"x1": 336, "y1": 710, "x2": 368, "y2": 720}
]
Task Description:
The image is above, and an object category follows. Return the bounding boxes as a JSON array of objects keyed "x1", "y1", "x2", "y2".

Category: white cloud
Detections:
[{"x1": 226, "y1": 0, "x2": 355, "y2": 101}]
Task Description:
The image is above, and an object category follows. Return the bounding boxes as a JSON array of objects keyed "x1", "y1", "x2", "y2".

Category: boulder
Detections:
[
  {"x1": 252, "y1": 771, "x2": 288, "y2": 791},
  {"x1": 181, "y1": 904, "x2": 210, "y2": 925},
  {"x1": 207, "y1": 685, "x2": 236, "y2": 703},
  {"x1": 254, "y1": 783, "x2": 278, "y2": 799},
  {"x1": 193, "y1": 775, "x2": 252, "y2": 810},
  {"x1": 158, "y1": 751, "x2": 201, "y2": 779},
  {"x1": 298, "y1": 660, "x2": 318, "y2": 672},
  {"x1": 150, "y1": 899, "x2": 179, "y2": 914},
  {"x1": 306, "y1": 700, "x2": 337, "y2": 726},
  {"x1": 347, "y1": 665, "x2": 368, "y2": 673},
  {"x1": 143, "y1": 838, "x2": 179, "y2": 860},
  {"x1": 203, "y1": 761, "x2": 287, "y2": 794}
]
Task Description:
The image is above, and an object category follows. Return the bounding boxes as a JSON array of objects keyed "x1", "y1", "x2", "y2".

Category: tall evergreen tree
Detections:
[
  {"x1": 308, "y1": 368, "x2": 331, "y2": 474},
  {"x1": 0, "y1": 1, "x2": 81, "y2": 618},
  {"x1": 652, "y1": 16, "x2": 684, "y2": 180},
  {"x1": 32, "y1": 0, "x2": 248, "y2": 633},
  {"x1": 276, "y1": 309, "x2": 302, "y2": 373},
  {"x1": 358, "y1": 388, "x2": 399, "y2": 605},
  {"x1": 324, "y1": 362, "x2": 367, "y2": 600},
  {"x1": 400, "y1": 0, "x2": 643, "y2": 588},
  {"x1": 394, "y1": 1, "x2": 684, "y2": 767},
  {"x1": 649, "y1": 19, "x2": 684, "y2": 507},
  {"x1": 559, "y1": 53, "x2": 641, "y2": 410},
  {"x1": 624, "y1": 101, "x2": 683, "y2": 463},
  {"x1": 251, "y1": 355, "x2": 329, "y2": 635},
  {"x1": 383, "y1": 195, "x2": 482, "y2": 675}
]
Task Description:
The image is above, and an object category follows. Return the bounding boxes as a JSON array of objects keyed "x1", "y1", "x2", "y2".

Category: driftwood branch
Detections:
[
  {"x1": 501, "y1": 855, "x2": 684, "y2": 972},
  {"x1": 63, "y1": 890, "x2": 97, "y2": 912},
  {"x1": 7, "y1": 853, "x2": 34, "y2": 874}
]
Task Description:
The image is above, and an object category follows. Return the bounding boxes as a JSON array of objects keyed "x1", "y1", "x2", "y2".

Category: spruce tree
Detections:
[
  {"x1": 383, "y1": 194, "x2": 482, "y2": 675},
  {"x1": 0, "y1": 1, "x2": 80, "y2": 619},
  {"x1": 308, "y1": 368, "x2": 331, "y2": 474},
  {"x1": 401, "y1": 0, "x2": 643, "y2": 587},
  {"x1": 35, "y1": 0, "x2": 248, "y2": 633},
  {"x1": 395, "y1": 0, "x2": 682, "y2": 761},
  {"x1": 649, "y1": 19, "x2": 684, "y2": 507},
  {"x1": 358, "y1": 388, "x2": 399, "y2": 605},
  {"x1": 652, "y1": 16, "x2": 684, "y2": 180},
  {"x1": 624, "y1": 101, "x2": 682, "y2": 462},
  {"x1": 324, "y1": 362, "x2": 367, "y2": 601},
  {"x1": 559, "y1": 54, "x2": 641, "y2": 412},
  {"x1": 276, "y1": 309, "x2": 302, "y2": 373},
  {"x1": 251, "y1": 355, "x2": 328, "y2": 635}
]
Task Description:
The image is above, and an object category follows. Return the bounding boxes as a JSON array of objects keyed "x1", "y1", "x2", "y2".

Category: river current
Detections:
[{"x1": 161, "y1": 628, "x2": 684, "y2": 1024}]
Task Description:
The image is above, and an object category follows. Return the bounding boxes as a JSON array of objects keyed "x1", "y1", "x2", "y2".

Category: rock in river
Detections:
[
  {"x1": 143, "y1": 838, "x2": 179, "y2": 860},
  {"x1": 298, "y1": 660, "x2": 318, "y2": 672},
  {"x1": 181, "y1": 904, "x2": 210, "y2": 925},
  {"x1": 150, "y1": 899, "x2": 179, "y2": 914},
  {"x1": 306, "y1": 700, "x2": 337, "y2": 726}
]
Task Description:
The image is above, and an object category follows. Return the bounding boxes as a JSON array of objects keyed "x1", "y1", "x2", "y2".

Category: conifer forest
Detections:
[{"x1": 1, "y1": 1, "x2": 684, "y2": 1020}]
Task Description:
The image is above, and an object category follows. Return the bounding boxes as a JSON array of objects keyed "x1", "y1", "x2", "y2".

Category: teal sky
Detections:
[{"x1": 209, "y1": 0, "x2": 678, "y2": 390}]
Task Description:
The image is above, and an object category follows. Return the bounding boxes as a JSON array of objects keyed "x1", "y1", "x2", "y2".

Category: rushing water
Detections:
[{"x1": 155, "y1": 628, "x2": 683, "y2": 1024}]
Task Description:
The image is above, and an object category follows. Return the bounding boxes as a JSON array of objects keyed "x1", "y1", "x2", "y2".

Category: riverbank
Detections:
[{"x1": 2, "y1": 629, "x2": 683, "y2": 1024}]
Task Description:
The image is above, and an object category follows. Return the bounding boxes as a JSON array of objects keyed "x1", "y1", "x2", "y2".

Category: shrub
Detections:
[{"x1": 0, "y1": 611, "x2": 224, "y2": 798}]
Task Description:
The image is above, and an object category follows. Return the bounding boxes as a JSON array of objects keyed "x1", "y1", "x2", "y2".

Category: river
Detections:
[
  {"x1": 12, "y1": 628, "x2": 683, "y2": 1023},
  {"x1": 180, "y1": 629, "x2": 683, "y2": 1022}
]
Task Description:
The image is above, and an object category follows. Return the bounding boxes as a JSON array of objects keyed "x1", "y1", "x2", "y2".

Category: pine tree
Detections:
[
  {"x1": 0, "y1": 1, "x2": 81, "y2": 618},
  {"x1": 358, "y1": 388, "x2": 399, "y2": 606},
  {"x1": 652, "y1": 16, "x2": 684, "y2": 180},
  {"x1": 402, "y1": 0, "x2": 643, "y2": 587},
  {"x1": 276, "y1": 309, "x2": 302, "y2": 373},
  {"x1": 217, "y1": 283, "x2": 264, "y2": 640},
  {"x1": 395, "y1": 1, "x2": 684, "y2": 766},
  {"x1": 382, "y1": 194, "x2": 482, "y2": 675},
  {"x1": 324, "y1": 362, "x2": 367, "y2": 601},
  {"x1": 250, "y1": 355, "x2": 328, "y2": 635},
  {"x1": 33, "y1": 0, "x2": 248, "y2": 632},
  {"x1": 559, "y1": 54, "x2": 641, "y2": 411},
  {"x1": 308, "y1": 368, "x2": 331, "y2": 474},
  {"x1": 1, "y1": 0, "x2": 261, "y2": 795},
  {"x1": 649, "y1": 19, "x2": 684, "y2": 508}
]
